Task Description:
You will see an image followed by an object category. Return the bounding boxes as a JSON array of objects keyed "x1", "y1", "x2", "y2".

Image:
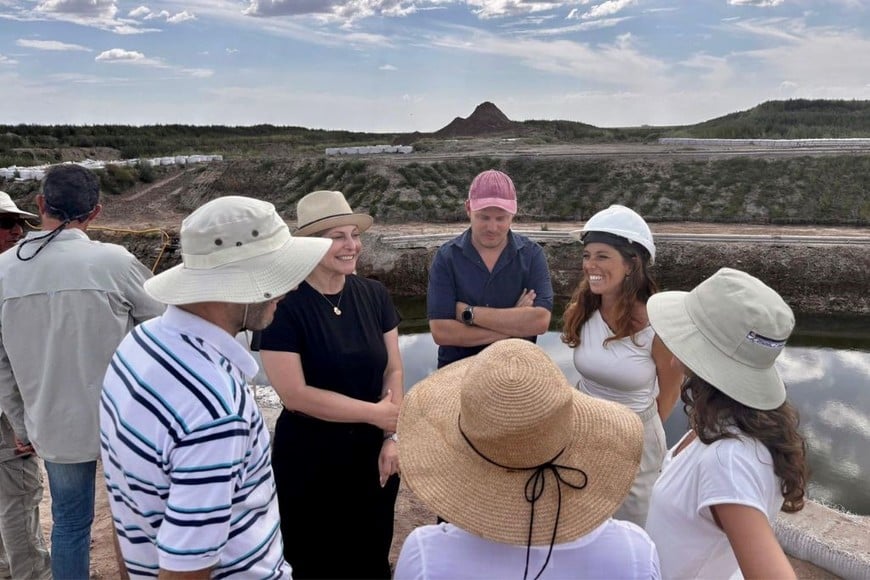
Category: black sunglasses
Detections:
[{"x1": 0, "y1": 217, "x2": 25, "y2": 230}]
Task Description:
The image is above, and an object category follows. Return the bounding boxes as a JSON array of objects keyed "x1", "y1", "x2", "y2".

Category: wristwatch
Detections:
[
  {"x1": 384, "y1": 433, "x2": 398, "y2": 443},
  {"x1": 461, "y1": 305, "x2": 475, "y2": 326}
]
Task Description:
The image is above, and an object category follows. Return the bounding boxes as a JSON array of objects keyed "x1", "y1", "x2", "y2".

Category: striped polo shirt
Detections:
[{"x1": 100, "y1": 306, "x2": 290, "y2": 578}]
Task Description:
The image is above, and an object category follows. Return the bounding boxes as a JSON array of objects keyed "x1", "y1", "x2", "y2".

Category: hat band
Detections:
[
  {"x1": 458, "y1": 417, "x2": 587, "y2": 580},
  {"x1": 182, "y1": 229, "x2": 289, "y2": 269},
  {"x1": 298, "y1": 212, "x2": 357, "y2": 232}
]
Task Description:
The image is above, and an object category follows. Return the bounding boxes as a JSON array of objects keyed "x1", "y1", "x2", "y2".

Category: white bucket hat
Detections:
[
  {"x1": 145, "y1": 196, "x2": 330, "y2": 305},
  {"x1": 295, "y1": 190, "x2": 373, "y2": 237},
  {"x1": 0, "y1": 191, "x2": 38, "y2": 219},
  {"x1": 647, "y1": 268, "x2": 794, "y2": 410}
]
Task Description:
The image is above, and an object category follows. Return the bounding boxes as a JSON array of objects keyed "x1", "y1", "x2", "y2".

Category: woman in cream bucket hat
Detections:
[
  {"x1": 645, "y1": 268, "x2": 808, "y2": 579},
  {"x1": 395, "y1": 339, "x2": 661, "y2": 580},
  {"x1": 259, "y1": 190, "x2": 403, "y2": 579}
]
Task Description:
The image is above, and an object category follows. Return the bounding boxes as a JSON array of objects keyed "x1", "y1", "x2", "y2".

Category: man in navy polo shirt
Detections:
[{"x1": 426, "y1": 169, "x2": 554, "y2": 368}]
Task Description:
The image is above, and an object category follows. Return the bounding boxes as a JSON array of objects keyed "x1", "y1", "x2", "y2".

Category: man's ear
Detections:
[
  {"x1": 36, "y1": 195, "x2": 46, "y2": 215},
  {"x1": 84, "y1": 204, "x2": 102, "y2": 224}
]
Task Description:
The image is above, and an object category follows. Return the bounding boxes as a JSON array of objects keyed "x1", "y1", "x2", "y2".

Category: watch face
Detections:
[{"x1": 462, "y1": 308, "x2": 472, "y2": 322}]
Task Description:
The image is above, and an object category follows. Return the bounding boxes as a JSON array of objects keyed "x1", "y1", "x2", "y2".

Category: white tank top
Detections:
[{"x1": 573, "y1": 309, "x2": 658, "y2": 412}]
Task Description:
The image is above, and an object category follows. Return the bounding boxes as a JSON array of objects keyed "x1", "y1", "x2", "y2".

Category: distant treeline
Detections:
[{"x1": 2, "y1": 98, "x2": 869, "y2": 168}]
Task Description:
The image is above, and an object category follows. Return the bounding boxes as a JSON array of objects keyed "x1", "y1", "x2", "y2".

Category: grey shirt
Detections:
[{"x1": 0, "y1": 228, "x2": 164, "y2": 462}]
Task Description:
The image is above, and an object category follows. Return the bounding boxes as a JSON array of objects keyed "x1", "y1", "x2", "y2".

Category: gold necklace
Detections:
[{"x1": 315, "y1": 288, "x2": 344, "y2": 316}]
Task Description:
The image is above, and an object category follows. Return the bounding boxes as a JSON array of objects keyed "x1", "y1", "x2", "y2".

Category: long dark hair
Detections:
[
  {"x1": 561, "y1": 241, "x2": 657, "y2": 348},
  {"x1": 681, "y1": 374, "x2": 808, "y2": 513}
]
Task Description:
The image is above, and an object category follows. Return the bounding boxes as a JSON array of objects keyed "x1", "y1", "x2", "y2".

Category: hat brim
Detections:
[
  {"x1": 1, "y1": 208, "x2": 38, "y2": 219},
  {"x1": 295, "y1": 213, "x2": 373, "y2": 237},
  {"x1": 398, "y1": 356, "x2": 642, "y2": 545},
  {"x1": 647, "y1": 291, "x2": 786, "y2": 410},
  {"x1": 468, "y1": 198, "x2": 517, "y2": 214},
  {"x1": 144, "y1": 236, "x2": 330, "y2": 305}
]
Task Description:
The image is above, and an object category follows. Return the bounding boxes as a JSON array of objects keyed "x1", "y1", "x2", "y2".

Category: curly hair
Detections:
[
  {"x1": 560, "y1": 241, "x2": 657, "y2": 348},
  {"x1": 681, "y1": 374, "x2": 808, "y2": 513}
]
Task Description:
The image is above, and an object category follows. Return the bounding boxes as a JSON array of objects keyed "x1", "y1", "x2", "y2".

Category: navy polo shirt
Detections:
[{"x1": 427, "y1": 229, "x2": 554, "y2": 368}]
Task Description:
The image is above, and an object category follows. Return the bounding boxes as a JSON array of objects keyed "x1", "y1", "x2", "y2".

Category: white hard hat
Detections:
[{"x1": 570, "y1": 204, "x2": 656, "y2": 265}]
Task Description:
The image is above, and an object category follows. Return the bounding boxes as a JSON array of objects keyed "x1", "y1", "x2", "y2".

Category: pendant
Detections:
[{"x1": 333, "y1": 307, "x2": 342, "y2": 316}]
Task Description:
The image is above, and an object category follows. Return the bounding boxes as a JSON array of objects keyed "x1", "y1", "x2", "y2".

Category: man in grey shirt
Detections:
[{"x1": 0, "y1": 165, "x2": 164, "y2": 579}]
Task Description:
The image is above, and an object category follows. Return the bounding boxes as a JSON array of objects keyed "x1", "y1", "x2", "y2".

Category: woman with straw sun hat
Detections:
[
  {"x1": 645, "y1": 268, "x2": 808, "y2": 579},
  {"x1": 258, "y1": 190, "x2": 403, "y2": 579},
  {"x1": 395, "y1": 339, "x2": 661, "y2": 580}
]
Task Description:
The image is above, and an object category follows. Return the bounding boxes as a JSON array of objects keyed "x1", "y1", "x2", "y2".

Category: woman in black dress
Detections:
[{"x1": 259, "y1": 190, "x2": 402, "y2": 579}]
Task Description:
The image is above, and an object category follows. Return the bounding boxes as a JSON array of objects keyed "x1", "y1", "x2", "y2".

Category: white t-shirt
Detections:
[
  {"x1": 395, "y1": 520, "x2": 660, "y2": 579},
  {"x1": 645, "y1": 432, "x2": 782, "y2": 580},
  {"x1": 573, "y1": 310, "x2": 658, "y2": 412}
]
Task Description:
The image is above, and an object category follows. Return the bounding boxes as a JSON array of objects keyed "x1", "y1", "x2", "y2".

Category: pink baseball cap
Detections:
[{"x1": 467, "y1": 170, "x2": 517, "y2": 215}]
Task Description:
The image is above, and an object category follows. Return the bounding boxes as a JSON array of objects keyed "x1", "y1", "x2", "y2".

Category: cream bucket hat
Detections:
[
  {"x1": 145, "y1": 196, "x2": 330, "y2": 305},
  {"x1": 648, "y1": 267, "x2": 794, "y2": 410},
  {"x1": 398, "y1": 339, "x2": 642, "y2": 577},
  {"x1": 0, "y1": 191, "x2": 38, "y2": 219}
]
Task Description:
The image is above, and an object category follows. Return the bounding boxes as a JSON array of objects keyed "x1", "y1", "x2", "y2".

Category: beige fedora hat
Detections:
[
  {"x1": 145, "y1": 196, "x2": 330, "y2": 305},
  {"x1": 295, "y1": 190, "x2": 373, "y2": 237},
  {"x1": 398, "y1": 339, "x2": 642, "y2": 552},
  {"x1": 648, "y1": 267, "x2": 794, "y2": 410}
]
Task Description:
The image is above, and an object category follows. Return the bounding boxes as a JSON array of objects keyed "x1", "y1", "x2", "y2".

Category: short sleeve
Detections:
[
  {"x1": 696, "y1": 438, "x2": 775, "y2": 520},
  {"x1": 375, "y1": 280, "x2": 401, "y2": 332},
  {"x1": 528, "y1": 244, "x2": 554, "y2": 312},
  {"x1": 394, "y1": 528, "x2": 426, "y2": 580},
  {"x1": 426, "y1": 249, "x2": 457, "y2": 320},
  {"x1": 257, "y1": 298, "x2": 303, "y2": 353}
]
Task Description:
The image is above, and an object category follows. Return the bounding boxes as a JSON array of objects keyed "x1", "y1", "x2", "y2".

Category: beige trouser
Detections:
[
  {"x1": 0, "y1": 415, "x2": 51, "y2": 580},
  {"x1": 613, "y1": 402, "x2": 667, "y2": 528}
]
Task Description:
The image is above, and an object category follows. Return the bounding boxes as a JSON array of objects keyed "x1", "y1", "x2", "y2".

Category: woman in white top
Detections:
[
  {"x1": 645, "y1": 268, "x2": 808, "y2": 579},
  {"x1": 561, "y1": 205, "x2": 682, "y2": 527}
]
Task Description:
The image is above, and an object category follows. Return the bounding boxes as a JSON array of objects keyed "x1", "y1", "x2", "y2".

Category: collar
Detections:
[
  {"x1": 159, "y1": 305, "x2": 259, "y2": 379},
  {"x1": 22, "y1": 228, "x2": 89, "y2": 242}
]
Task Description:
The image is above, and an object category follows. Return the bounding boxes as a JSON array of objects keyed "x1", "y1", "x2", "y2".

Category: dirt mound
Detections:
[{"x1": 434, "y1": 101, "x2": 520, "y2": 137}]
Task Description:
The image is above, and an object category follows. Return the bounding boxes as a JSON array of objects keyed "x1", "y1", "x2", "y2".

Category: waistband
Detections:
[{"x1": 637, "y1": 401, "x2": 658, "y2": 422}]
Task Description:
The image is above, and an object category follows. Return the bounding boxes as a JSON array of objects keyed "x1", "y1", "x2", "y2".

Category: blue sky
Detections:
[{"x1": 1, "y1": 0, "x2": 869, "y2": 131}]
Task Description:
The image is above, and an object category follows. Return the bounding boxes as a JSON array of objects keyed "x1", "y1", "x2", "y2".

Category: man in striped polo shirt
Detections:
[{"x1": 100, "y1": 196, "x2": 330, "y2": 578}]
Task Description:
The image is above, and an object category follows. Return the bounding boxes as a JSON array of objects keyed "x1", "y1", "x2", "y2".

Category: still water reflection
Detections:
[{"x1": 397, "y1": 323, "x2": 870, "y2": 516}]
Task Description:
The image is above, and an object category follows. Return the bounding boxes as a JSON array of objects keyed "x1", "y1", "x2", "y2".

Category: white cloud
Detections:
[
  {"x1": 581, "y1": 0, "x2": 634, "y2": 20},
  {"x1": 128, "y1": 5, "x2": 150, "y2": 17},
  {"x1": 144, "y1": 9, "x2": 170, "y2": 20},
  {"x1": 36, "y1": 0, "x2": 118, "y2": 19},
  {"x1": 728, "y1": 0, "x2": 784, "y2": 6},
  {"x1": 226, "y1": 48, "x2": 239, "y2": 54},
  {"x1": 95, "y1": 48, "x2": 150, "y2": 63},
  {"x1": 16, "y1": 38, "x2": 92, "y2": 51},
  {"x1": 0, "y1": 54, "x2": 18, "y2": 65},
  {"x1": 379, "y1": 64, "x2": 398, "y2": 70},
  {"x1": 167, "y1": 10, "x2": 196, "y2": 23}
]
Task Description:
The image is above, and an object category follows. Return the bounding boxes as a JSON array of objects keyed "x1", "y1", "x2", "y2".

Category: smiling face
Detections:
[
  {"x1": 317, "y1": 224, "x2": 362, "y2": 275},
  {"x1": 466, "y1": 202, "x2": 513, "y2": 251},
  {"x1": 582, "y1": 242, "x2": 634, "y2": 298}
]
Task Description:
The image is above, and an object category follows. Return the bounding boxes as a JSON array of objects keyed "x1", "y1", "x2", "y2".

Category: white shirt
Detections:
[
  {"x1": 573, "y1": 310, "x2": 658, "y2": 412},
  {"x1": 395, "y1": 520, "x2": 660, "y2": 579},
  {"x1": 645, "y1": 432, "x2": 782, "y2": 580},
  {"x1": 0, "y1": 229, "x2": 164, "y2": 461}
]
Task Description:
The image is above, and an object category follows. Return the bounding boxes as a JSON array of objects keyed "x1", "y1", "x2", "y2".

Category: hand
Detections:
[
  {"x1": 515, "y1": 288, "x2": 536, "y2": 307},
  {"x1": 455, "y1": 301, "x2": 468, "y2": 322},
  {"x1": 371, "y1": 390, "x2": 399, "y2": 432},
  {"x1": 378, "y1": 439, "x2": 400, "y2": 487},
  {"x1": 14, "y1": 436, "x2": 35, "y2": 456}
]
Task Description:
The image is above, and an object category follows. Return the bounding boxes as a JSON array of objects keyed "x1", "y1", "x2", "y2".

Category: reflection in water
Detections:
[{"x1": 398, "y1": 332, "x2": 870, "y2": 516}]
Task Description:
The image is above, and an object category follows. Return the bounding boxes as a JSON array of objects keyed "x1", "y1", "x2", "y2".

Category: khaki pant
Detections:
[
  {"x1": 613, "y1": 402, "x2": 667, "y2": 528},
  {"x1": 0, "y1": 415, "x2": 51, "y2": 580}
]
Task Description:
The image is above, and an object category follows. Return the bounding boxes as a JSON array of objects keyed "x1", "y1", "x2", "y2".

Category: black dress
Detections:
[{"x1": 258, "y1": 275, "x2": 401, "y2": 579}]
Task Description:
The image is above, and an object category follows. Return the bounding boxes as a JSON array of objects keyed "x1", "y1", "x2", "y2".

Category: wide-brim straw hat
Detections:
[
  {"x1": 648, "y1": 267, "x2": 794, "y2": 410},
  {"x1": 0, "y1": 191, "x2": 38, "y2": 219},
  {"x1": 398, "y1": 339, "x2": 643, "y2": 545},
  {"x1": 295, "y1": 190, "x2": 373, "y2": 237},
  {"x1": 145, "y1": 196, "x2": 330, "y2": 305}
]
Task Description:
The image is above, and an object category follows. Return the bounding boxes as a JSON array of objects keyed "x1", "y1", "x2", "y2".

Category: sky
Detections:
[{"x1": 1, "y1": 0, "x2": 869, "y2": 132}]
